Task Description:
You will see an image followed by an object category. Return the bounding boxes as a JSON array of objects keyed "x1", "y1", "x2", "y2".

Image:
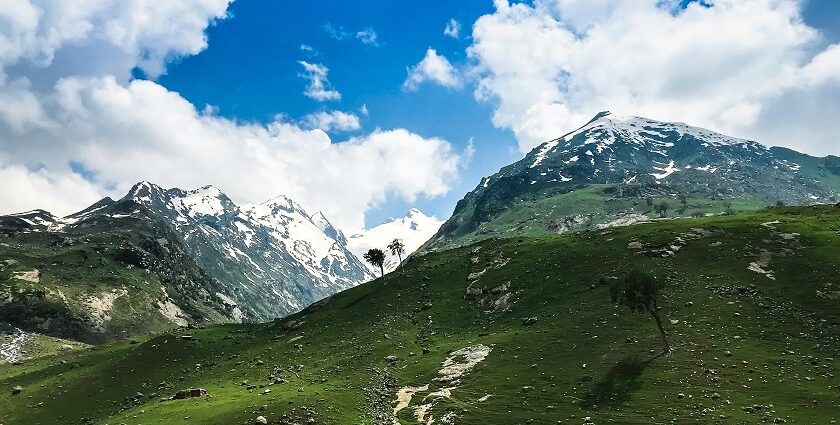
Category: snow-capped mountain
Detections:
[
  {"x1": 424, "y1": 111, "x2": 840, "y2": 250},
  {"x1": 4, "y1": 182, "x2": 375, "y2": 323},
  {"x1": 121, "y1": 182, "x2": 375, "y2": 318},
  {"x1": 347, "y1": 209, "x2": 443, "y2": 273}
]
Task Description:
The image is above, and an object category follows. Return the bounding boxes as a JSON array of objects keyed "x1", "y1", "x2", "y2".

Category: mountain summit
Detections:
[{"x1": 423, "y1": 112, "x2": 840, "y2": 250}]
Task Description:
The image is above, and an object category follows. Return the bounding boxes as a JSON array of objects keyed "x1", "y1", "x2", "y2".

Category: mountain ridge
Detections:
[{"x1": 423, "y1": 111, "x2": 840, "y2": 251}]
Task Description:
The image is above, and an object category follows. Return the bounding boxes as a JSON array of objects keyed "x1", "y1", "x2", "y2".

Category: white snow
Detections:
[
  {"x1": 347, "y1": 209, "x2": 443, "y2": 275},
  {"x1": 650, "y1": 161, "x2": 680, "y2": 180}
]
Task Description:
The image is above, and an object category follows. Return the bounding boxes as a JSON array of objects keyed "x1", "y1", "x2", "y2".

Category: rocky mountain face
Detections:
[
  {"x1": 346, "y1": 209, "x2": 443, "y2": 274},
  {"x1": 123, "y1": 182, "x2": 374, "y2": 319},
  {"x1": 424, "y1": 112, "x2": 840, "y2": 251},
  {"x1": 0, "y1": 182, "x2": 374, "y2": 342},
  {"x1": 0, "y1": 200, "x2": 238, "y2": 343}
]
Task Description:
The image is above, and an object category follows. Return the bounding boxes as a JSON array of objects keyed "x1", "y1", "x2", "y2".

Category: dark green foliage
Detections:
[
  {"x1": 610, "y1": 270, "x2": 670, "y2": 354},
  {"x1": 387, "y1": 239, "x2": 405, "y2": 268},
  {"x1": 363, "y1": 248, "x2": 386, "y2": 277}
]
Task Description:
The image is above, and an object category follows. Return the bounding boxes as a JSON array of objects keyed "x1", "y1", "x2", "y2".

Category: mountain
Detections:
[
  {"x1": 3, "y1": 205, "x2": 839, "y2": 424},
  {"x1": 346, "y1": 208, "x2": 443, "y2": 273},
  {"x1": 0, "y1": 201, "x2": 238, "y2": 343},
  {"x1": 423, "y1": 111, "x2": 840, "y2": 251},
  {"x1": 0, "y1": 182, "x2": 374, "y2": 342}
]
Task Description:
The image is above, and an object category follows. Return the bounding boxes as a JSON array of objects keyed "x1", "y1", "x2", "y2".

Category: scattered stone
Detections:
[
  {"x1": 172, "y1": 388, "x2": 207, "y2": 399},
  {"x1": 522, "y1": 317, "x2": 538, "y2": 326}
]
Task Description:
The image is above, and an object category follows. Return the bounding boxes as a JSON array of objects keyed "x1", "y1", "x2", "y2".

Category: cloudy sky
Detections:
[{"x1": 1, "y1": 0, "x2": 839, "y2": 230}]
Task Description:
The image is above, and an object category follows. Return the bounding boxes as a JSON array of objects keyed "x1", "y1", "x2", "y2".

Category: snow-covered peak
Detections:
[
  {"x1": 528, "y1": 111, "x2": 766, "y2": 169},
  {"x1": 347, "y1": 209, "x2": 443, "y2": 274},
  {"x1": 173, "y1": 185, "x2": 229, "y2": 218},
  {"x1": 245, "y1": 194, "x2": 309, "y2": 218}
]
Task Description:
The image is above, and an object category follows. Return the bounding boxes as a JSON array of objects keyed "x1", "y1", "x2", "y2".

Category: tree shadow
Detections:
[{"x1": 579, "y1": 353, "x2": 663, "y2": 409}]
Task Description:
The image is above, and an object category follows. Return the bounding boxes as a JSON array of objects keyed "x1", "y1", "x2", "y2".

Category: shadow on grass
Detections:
[{"x1": 580, "y1": 353, "x2": 663, "y2": 409}]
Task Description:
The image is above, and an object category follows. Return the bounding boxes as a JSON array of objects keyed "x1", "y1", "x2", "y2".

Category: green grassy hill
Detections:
[{"x1": 1, "y1": 206, "x2": 838, "y2": 424}]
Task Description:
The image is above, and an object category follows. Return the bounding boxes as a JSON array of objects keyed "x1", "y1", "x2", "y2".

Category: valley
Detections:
[{"x1": 1, "y1": 205, "x2": 838, "y2": 424}]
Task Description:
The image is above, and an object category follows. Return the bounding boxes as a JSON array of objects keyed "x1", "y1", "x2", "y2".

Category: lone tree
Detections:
[
  {"x1": 656, "y1": 201, "x2": 669, "y2": 218},
  {"x1": 387, "y1": 238, "x2": 406, "y2": 269},
  {"x1": 609, "y1": 269, "x2": 671, "y2": 354},
  {"x1": 363, "y1": 248, "x2": 386, "y2": 278}
]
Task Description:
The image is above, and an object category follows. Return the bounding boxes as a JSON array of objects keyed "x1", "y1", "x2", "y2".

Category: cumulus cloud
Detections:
[
  {"x1": 301, "y1": 110, "x2": 361, "y2": 132},
  {"x1": 444, "y1": 19, "x2": 461, "y2": 38},
  {"x1": 0, "y1": 1, "x2": 462, "y2": 229},
  {"x1": 1, "y1": 76, "x2": 460, "y2": 228},
  {"x1": 469, "y1": 0, "x2": 840, "y2": 156},
  {"x1": 403, "y1": 48, "x2": 461, "y2": 91},
  {"x1": 298, "y1": 61, "x2": 341, "y2": 101}
]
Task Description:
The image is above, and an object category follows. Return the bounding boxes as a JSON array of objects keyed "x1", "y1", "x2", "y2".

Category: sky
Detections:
[{"x1": 0, "y1": 0, "x2": 839, "y2": 231}]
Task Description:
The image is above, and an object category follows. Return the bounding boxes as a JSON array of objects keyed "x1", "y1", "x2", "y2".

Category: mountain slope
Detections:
[
  {"x1": 346, "y1": 209, "x2": 443, "y2": 273},
  {"x1": 0, "y1": 200, "x2": 239, "y2": 343},
  {"x1": 423, "y1": 112, "x2": 840, "y2": 251},
  {"x1": 0, "y1": 182, "x2": 374, "y2": 343},
  {"x1": 123, "y1": 182, "x2": 373, "y2": 318},
  {"x1": 1, "y1": 206, "x2": 838, "y2": 424}
]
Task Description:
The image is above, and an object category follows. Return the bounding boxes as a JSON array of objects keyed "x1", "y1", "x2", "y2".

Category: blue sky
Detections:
[
  {"x1": 1, "y1": 0, "x2": 839, "y2": 230},
  {"x1": 155, "y1": 0, "x2": 517, "y2": 226},
  {"x1": 154, "y1": 0, "x2": 840, "y2": 226}
]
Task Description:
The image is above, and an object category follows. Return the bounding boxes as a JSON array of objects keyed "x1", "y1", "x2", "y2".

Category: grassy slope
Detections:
[
  {"x1": 437, "y1": 184, "x2": 768, "y2": 249},
  {"x1": 0, "y1": 218, "x2": 232, "y2": 343},
  {"x1": 1, "y1": 206, "x2": 839, "y2": 424}
]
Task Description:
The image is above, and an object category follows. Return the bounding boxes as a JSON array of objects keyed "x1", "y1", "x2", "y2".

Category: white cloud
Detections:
[
  {"x1": 403, "y1": 48, "x2": 462, "y2": 91},
  {"x1": 0, "y1": 163, "x2": 102, "y2": 215},
  {"x1": 0, "y1": 1, "x2": 462, "y2": 230},
  {"x1": 298, "y1": 61, "x2": 341, "y2": 101},
  {"x1": 469, "y1": 0, "x2": 840, "y2": 156},
  {"x1": 444, "y1": 18, "x2": 461, "y2": 38},
  {"x1": 356, "y1": 28, "x2": 379, "y2": 46},
  {"x1": 0, "y1": 76, "x2": 460, "y2": 229},
  {"x1": 301, "y1": 110, "x2": 361, "y2": 132},
  {"x1": 0, "y1": 0, "x2": 232, "y2": 79}
]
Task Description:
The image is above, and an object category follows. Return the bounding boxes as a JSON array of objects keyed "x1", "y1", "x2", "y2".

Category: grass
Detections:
[{"x1": 0, "y1": 206, "x2": 838, "y2": 424}]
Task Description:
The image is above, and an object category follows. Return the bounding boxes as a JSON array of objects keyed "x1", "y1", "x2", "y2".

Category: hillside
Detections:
[
  {"x1": 0, "y1": 203, "x2": 237, "y2": 344},
  {"x1": 0, "y1": 182, "x2": 374, "y2": 344},
  {"x1": 423, "y1": 112, "x2": 840, "y2": 251},
  {"x1": 1, "y1": 206, "x2": 838, "y2": 424}
]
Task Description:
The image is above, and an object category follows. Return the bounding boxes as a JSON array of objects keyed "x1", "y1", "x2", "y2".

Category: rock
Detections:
[
  {"x1": 172, "y1": 388, "x2": 207, "y2": 399},
  {"x1": 60, "y1": 344, "x2": 74, "y2": 351},
  {"x1": 684, "y1": 301, "x2": 693, "y2": 307},
  {"x1": 522, "y1": 317, "x2": 538, "y2": 326},
  {"x1": 255, "y1": 416, "x2": 268, "y2": 424},
  {"x1": 627, "y1": 241, "x2": 643, "y2": 249},
  {"x1": 724, "y1": 350, "x2": 732, "y2": 357},
  {"x1": 384, "y1": 355, "x2": 399, "y2": 363},
  {"x1": 11, "y1": 386, "x2": 22, "y2": 395},
  {"x1": 677, "y1": 393, "x2": 685, "y2": 399}
]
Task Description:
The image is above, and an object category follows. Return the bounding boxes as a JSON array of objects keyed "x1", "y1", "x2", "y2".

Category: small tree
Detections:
[
  {"x1": 610, "y1": 269, "x2": 671, "y2": 354},
  {"x1": 656, "y1": 201, "x2": 669, "y2": 218},
  {"x1": 678, "y1": 194, "x2": 688, "y2": 214},
  {"x1": 387, "y1": 238, "x2": 406, "y2": 270},
  {"x1": 723, "y1": 200, "x2": 735, "y2": 216},
  {"x1": 363, "y1": 248, "x2": 386, "y2": 278}
]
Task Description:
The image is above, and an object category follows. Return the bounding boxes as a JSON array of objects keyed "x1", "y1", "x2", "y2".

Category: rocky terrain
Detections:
[
  {"x1": 0, "y1": 182, "x2": 375, "y2": 344},
  {"x1": 1, "y1": 205, "x2": 837, "y2": 424}
]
